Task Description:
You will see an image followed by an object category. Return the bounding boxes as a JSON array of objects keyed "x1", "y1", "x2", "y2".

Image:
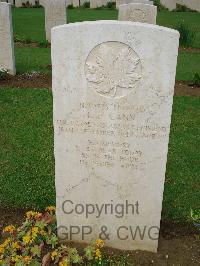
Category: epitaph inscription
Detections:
[{"x1": 85, "y1": 42, "x2": 142, "y2": 98}]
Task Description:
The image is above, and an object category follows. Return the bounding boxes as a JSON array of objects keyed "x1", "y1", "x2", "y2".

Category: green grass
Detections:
[
  {"x1": 0, "y1": 89, "x2": 55, "y2": 209},
  {"x1": 12, "y1": 8, "x2": 200, "y2": 80},
  {"x1": 12, "y1": 7, "x2": 46, "y2": 43},
  {"x1": 176, "y1": 51, "x2": 200, "y2": 81},
  {"x1": 15, "y1": 46, "x2": 51, "y2": 74},
  {"x1": 12, "y1": 8, "x2": 200, "y2": 48},
  {"x1": 163, "y1": 96, "x2": 200, "y2": 221},
  {"x1": 14, "y1": 45, "x2": 199, "y2": 81},
  {"x1": 0, "y1": 88, "x2": 199, "y2": 221},
  {"x1": 157, "y1": 11, "x2": 200, "y2": 48}
]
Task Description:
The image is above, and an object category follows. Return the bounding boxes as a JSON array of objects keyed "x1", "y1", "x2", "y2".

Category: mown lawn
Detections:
[
  {"x1": 12, "y1": 8, "x2": 200, "y2": 48},
  {"x1": 0, "y1": 88, "x2": 199, "y2": 222},
  {"x1": 12, "y1": 7, "x2": 200, "y2": 80},
  {"x1": 15, "y1": 46, "x2": 51, "y2": 74}
]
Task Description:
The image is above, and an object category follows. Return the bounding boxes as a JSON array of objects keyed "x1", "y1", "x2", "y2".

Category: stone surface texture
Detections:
[
  {"x1": 116, "y1": 0, "x2": 153, "y2": 9},
  {"x1": 41, "y1": 0, "x2": 67, "y2": 42},
  {"x1": 90, "y1": 0, "x2": 108, "y2": 8},
  {"x1": 52, "y1": 21, "x2": 179, "y2": 252},
  {"x1": 15, "y1": 0, "x2": 37, "y2": 7},
  {"x1": 0, "y1": 2, "x2": 15, "y2": 75},
  {"x1": 118, "y1": 3, "x2": 157, "y2": 24}
]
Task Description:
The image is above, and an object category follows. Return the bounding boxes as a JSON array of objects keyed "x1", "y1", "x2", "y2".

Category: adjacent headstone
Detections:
[
  {"x1": 0, "y1": 2, "x2": 15, "y2": 75},
  {"x1": 52, "y1": 21, "x2": 179, "y2": 252},
  {"x1": 160, "y1": 0, "x2": 176, "y2": 10},
  {"x1": 72, "y1": 0, "x2": 87, "y2": 7},
  {"x1": 72, "y1": 0, "x2": 79, "y2": 7},
  {"x1": 41, "y1": 0, "x2": 67, "y2": 42},
  {"x1": 67, "y1": 0, "x2": 73, "y2": 5},
  {"x1": 178, "y1": 0, "x2": 200, "y2": 12},
  {"x1": 0, "y1": 0, "x2": 15, "y2": 4},
  {"x1": 15, "y1": 0, "x2": 37, "y2": 7},
  {"x1": 119, "y1": 3, "x2": 157, "y2": 24},
  {"x1": 90, "y1": 0, "x2": 107, "y2": 8},
  {"x1": 116, "y1": 0, "x2": 153, "y2": 9}
]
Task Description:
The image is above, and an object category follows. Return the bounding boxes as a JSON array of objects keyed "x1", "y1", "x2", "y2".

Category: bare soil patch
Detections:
[
  {"x1": 175, "y1": 81, "x2": 200, "y2": 97},
  {"x1": 0, "y1": 73, "x2": 52, "y2": 89},
  {"x1": 179, "y1": 47, "x2": 200, "y2": 53},
  {"x1": 0, "y1": 207, "x2": 199, "y2": 265}
]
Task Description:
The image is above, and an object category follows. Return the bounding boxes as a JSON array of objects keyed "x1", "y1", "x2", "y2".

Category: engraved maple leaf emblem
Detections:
[{"x1": 85, "y1": 42, "x2": 142, "y2": 98}]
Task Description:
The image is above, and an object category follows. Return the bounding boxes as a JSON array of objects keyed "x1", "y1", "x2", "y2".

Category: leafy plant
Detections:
[
  {"x1": 174, "y1": 4, "x2": 196, "y2": 12},
  {"x1": 14, "y1": 34, "x2": 23, "y2": 43},
  {"x1": 176, "y1": 22, "x2": 196, "y2": 47},
  {"x1": 0, "y1": 69, "x2": 9, "y2": 80},
  {"x1": 191, "y1": 209, "x2": 200, "y2": 237},
  {"x1": 14, "y1": 35, "x2": 33, "y2": 44},
  {"x1": 153, "y1": 0, "x2": 167, "y2": 11},
  {"x1": 22, "y1": 1, "x2": 32, "y2": 8},
  {"x1": 39, "y1": 40, "x2": 50, "y2": 48},
  {"x1": 106, "y1": 2, "x2": 116, "y2": 9},
  {"x1": 191, "y1": 209, "x2": 200, "y2": 223},
  {"x1": 106, "y1": 1, "x2": 115, "y2": 9},
  {"x1": 32, "y1": 3, "x2": 42, "y2": 8},
  {"x1": 67, "y1": 4, "x2": 74, "y2": 9},
  {"x1": 192, "y1": 72, "x2": 200, "y2": 87},
  {"x1": 0, "y1": 207, "x2": 106, "y2": 265},
  {"x1": 82, "y1": 2, "x2": 90, "y2": 8}
]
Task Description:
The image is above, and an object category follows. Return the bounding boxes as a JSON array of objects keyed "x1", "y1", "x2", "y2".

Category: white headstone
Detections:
[
  {"x1": 67, "y1": 0, "x2": 73, "y2": 5},
  {"x1": 72, "y1": 0, "x2": 79, "y2": 7},
  {"x1": 73, "y1": 0, "x2": 86, "y2": 7},
  {"x1": 90, "y1": 0, "x2": 99, "y2": 8},
  {"x1": 41, "y1": 0, "x2": 67, "y2": 42},
  {"x1": 0, "y1": 0, "x2": 14, "y2": 4},
  {"x1": 116, "y1": 0, "x2": 153, "y2": 9},
  {"x1": 52, "y1": 21, "x2": 179, "y2": 252},
  {"x1": 119, "y1": 3, "x2": 157, "y2": 24},
  {"x1": 0, "y1": 2, "x2": 15, "y2": 75},
  {"x1": 14, "y1": 0, "x2": 37, "y2": 7},
  {"x1": 90, "y1": 0, "x2": 107, "y2": 8},
  {"x1": 178, "y1": 0, "x2": 200, "y2": 12},
  {"x1": 160, "y1": 0, "x2": 176, "y2": 10}
]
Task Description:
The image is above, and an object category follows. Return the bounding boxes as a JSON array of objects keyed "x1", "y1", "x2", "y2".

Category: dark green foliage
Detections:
[
  {"x1": 82, "y1": 2, "x2": 90, "y2": 8},
  {"x1": 153, "y1": 0, "x2": 168, "y2": 11},
  {"x1": 176, "y1": 22, "x2": 196, "y2": 47},
  {"x1": 174, "y1": 4, "x2": 197, "y2": 12},
  {"x1": 192, "y1": 72, "x2": 200, "y2": 87},
  {"x1": 0, "y1": 69, "x2": 9, "y2": 80},
  {"x1": 68, "y1": 4, "x2": 74, "y2": 9},
  {"x1": 39, "y1": 40, "x2": 50, "y2": 48},
  {"x1": 106, "y1": 1, "x2": 116, "y2": 9}
]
